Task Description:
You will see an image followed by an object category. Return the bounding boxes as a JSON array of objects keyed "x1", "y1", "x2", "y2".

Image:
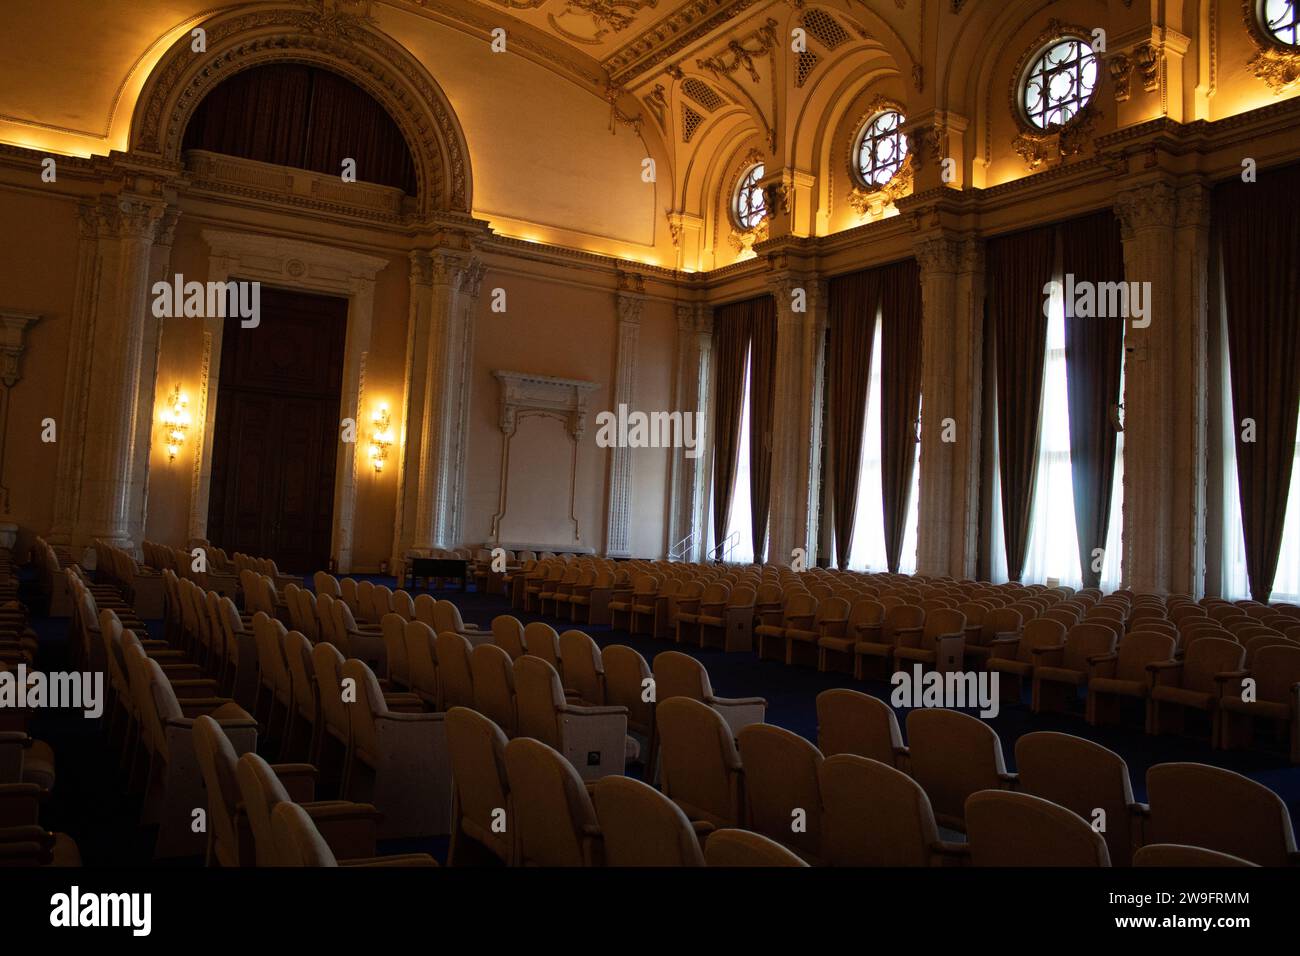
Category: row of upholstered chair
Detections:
[{"x1": 2, "y1": 550, "x2": 80, "y2": 866}]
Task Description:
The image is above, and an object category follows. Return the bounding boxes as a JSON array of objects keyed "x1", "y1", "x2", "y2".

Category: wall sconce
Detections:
[
  {"x1": 369, "y1": 404, "x2": 393, "y2": 474},
  {"x1": 160, "y1": 385, "x2": 191, "y2": 462}
]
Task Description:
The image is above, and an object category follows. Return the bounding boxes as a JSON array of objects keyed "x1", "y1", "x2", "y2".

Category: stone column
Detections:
[
  {"x1": 667, "y1": 302, "x2": 713, "y2": 560},
  {"x1": 1115, "y1": 180, "x2": 1183, "y2": 595},
  {"x1": 68, "y1": 192, "x2": 167, "y2": 550},
  {"x1": 0, "y1": 311, "x2": 41, "y2": 520},
  {"x1": 603, "y1": 287, "x2": 643, "y2": 558},
  {"x1": 765, "y1": 273, "x2": 827, "y2": 566}
]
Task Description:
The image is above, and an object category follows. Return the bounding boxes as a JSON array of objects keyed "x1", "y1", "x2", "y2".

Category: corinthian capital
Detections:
[
  {"x1": 1114, "y1": 181, "x2": 1177, "y2": 238},
  {"x1": 913, "y1": 235, "x2": 962, "y2": 275}
]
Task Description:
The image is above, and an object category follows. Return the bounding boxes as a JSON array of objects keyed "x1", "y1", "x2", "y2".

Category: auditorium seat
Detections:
[
  {"x1": 602, "y1": 644, "x2": 657, "y2": 775},
  {"x1": 512, "y1": 655, "x2": 632, "y2": 780},
  {"x1": 652, "y1": 650, "x2": 766, "y2": 736},
  {"x1": 558, "y1": 629, "x2": 607, "y2": 704},
  {"x1": 894, "y1": 607, "x2": 966, "y2": 674},
  {"x1": 699, "y1": 584, "x2": 757, "y2": 653},
  {"x1": 737, "y1": 724, "x2": 823, "y2": 863},
  {"x1": 1014, "y1": 731, "x2": 1144, "y2": 866},
  {"x1": 906, "y1": 708, "x2": 1016, "y2": 831},
  {"x1": 1132, "y1": 844, "x2": 1258, "y2": 867},
  {"x1": 593, "y1": 775, "x2": 706, "y2": 867},
  {"x1": 380, "y1": 613, "x2": 410, "y2": 689},
  {"x1": 492, "y1": 614, "x2": 527, "y2": 660},
  {"x1": 855, "y1": 603, "x2": 923, "y2": 681},
  {"x1": 1145, "y1": 763, "x2": 1299, "y2": 866},
  {"x1": 815, "y1": 688, "x2": 908, "y2": 770},
  {"x1": 1147, "y1": 636, "x2": 1245, "y2": 739},
  {"x1": 704, "y1": 829, "x2": 808, "y2": 867},
  {"x1": 470, "y1": 643, "x2": 517, "y2": 736},
  {"x1": 502, "y1": 737, "x2": 601, "y2": 866},
  {"x1": 1086, "y1": 631, "x2": 1176, "y2": 727},
  {"x1": 965, "y1": 791, "x2": 1110, "y2": 866},
  {"x1": 819, "y1": 754, "x2": 967, "y2": 866},
  {"x1": 435, "y1": 630, "x2": 476, "y2": 710},
  {"x1": 818, "y1": 597, "x2": 881, "y2": 673},
  {"x1": 271, "y1": 802, "x2": 437, "y2": 867},
  {"x1": 281, "y1": 631, "x2": 318, "y2": 763},
  {"x1": 657, "y1": 697, "x2": 745, "y2": 829},
  {"x1": 988, "y1": 618, "x2": 1067, "y2": 704},
  {"x1": 1031, "y1": 622, "x2": 1117, "y2": 714},
  {"x1": 445, "y1": 707, "x2": 513, "y2": 865},
  {"x1": 754, "y1": 591, "x2": 815, "y2": 662},
  {"x1": 402, "y1": 620, "x2": 440, "y2": 710},
  {"x1": 1218, "y1": 643, "x2": 1300, "y2": 761},
  {"x1": 522, "y1": 621, "x2": 561, "y2": 672}
]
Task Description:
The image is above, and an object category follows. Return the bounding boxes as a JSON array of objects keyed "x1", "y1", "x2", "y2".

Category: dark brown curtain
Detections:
[
  {"x1": 1215, "y1": 163, "x2": 1300, "y2": 601},
  {"x1": 183, "y1": 64, "x2": 418, "y2": 194},
  {"x1": 879, "y1": 259, "x2": 924, "y2": 573},
  {"x1": 748, "y1": 296, "x2": 778, "y2": 561},
  {"x1": 826, "y1": 271, "x2": 882, "y2": 568},
  {"x1": 710, "y1": 302, "x2": 753, "y2": 552},
  {"x1": 989, "y1": 226, "x2": 1056, "y2": 581},
  {"x1": 1061, "y1": 211, "x2": 1126, "y2": 588}
]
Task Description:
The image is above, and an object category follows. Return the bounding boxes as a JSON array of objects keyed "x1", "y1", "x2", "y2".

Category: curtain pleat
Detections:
[
  {"x1": 989, "y1": 226, "x2": 1057, "y2": 581},
  {"x1": 1215, "y1": 163, "x2": 1300, "y2": 601},
  {"x1": 880, "y1": 258, "x2": 924, "y2": 573},
  {"x1": 710, "y1": 300, "x2": 755, "y2": 553},
  {"x1": 748, "y1": 296, "x2": 778, "y2": 562},
  {"x1": 1061, "y1": 211, "x2": 1126, "y2": 588},
  {"x1": 827, "y1": 271, "x2": 881, "y2": 568}
]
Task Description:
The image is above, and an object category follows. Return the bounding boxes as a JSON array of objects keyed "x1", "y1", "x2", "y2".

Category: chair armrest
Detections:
[
  {"x1": 271, "y1": 763, "x2": 318, "y2": 802},
  {"x1": 998, "y1": 772, "x2": 1019, "y2": 789},
  {"x1": 562, "y1": 703, "x2": 628, "y2": 718}
]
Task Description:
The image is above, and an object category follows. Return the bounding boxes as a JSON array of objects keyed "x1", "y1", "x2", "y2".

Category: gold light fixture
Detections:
[
  {"x1": 369, "y1": 404, "x2": 394, "y2": 474},
  {"x1": 160, "y1": 385, "x2": 191, "y2": 462}
]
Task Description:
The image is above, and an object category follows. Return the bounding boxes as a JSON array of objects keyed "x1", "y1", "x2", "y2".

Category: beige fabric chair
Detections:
[
  {"x1": 652, "y1": 650, "x2": 765, "y2": 736},
  {"x1": 704, "y1": 829, "x2": 808, "y2": 867},
  {"x1": 1145, "y1": 762, "x2": 1299, "y2": 866},
  {"x1": 502, "y1": 737, "x2": 601, "y2": 866},
  {"x1": 656, "y1": 697, "x2": 744, "y2": 829},
  {"x1": 1015, "y1": 731, "x2": 1144, "y2": 866},
  {"x1": 699, "y1": 584, "x2": 757, "y2": 653},
  {"x1": 522, "y1": 621, "x2": 561, "y2": 671},
  {"x1": 470, "y1": 643, "x2": 517, "y2": 736},
  {"x1": 1147, "y1": 636, "x2": 1244, "y2": 738},
  {"x1": 341, "y1": 659, "x2": 451, "y2": 838},
  {"x1": 893, "y1": 607, "x2": 966, "y2": 673},
  {"x1": 281, "y1": 631, "x2": 318, "y2": 763},
  {"x1": 309, "y1": 642, "x2": 351, "y2": 783},
  {"x1": 1086, "y1": 631, "x2": 1176, "y2": 727},
  {"x1": 815, "y1": 688, "x2": 908, "y2": 770},
  {"x1": 737, "y1": 724, "x2": 823, "y2": 863},
  {"x1": 988, "y1": 618, "x2": 1068, "y2": 704},
  {"x1": 965, "y1": 791, "x2": 1110, "y2": 866},
  {"x1": 1031, "y1": 622, "x2": 1117, "y2": 714},
  {"x1": 558, "y1": 629, "x2": 606, "y2": 704},
  {"x1": 754, "y1": 591, "x2": 816, "y2": 662},
  {"x1": 906, "y1": 708, "x2": 1015, "y2": 831},
  {"x1": 492, "y1": 614, "x2": 527, "y2": 660},
  {"x1": 403, "y1": 620, "x2": 440, "y2": 710},
  {"x1": 271, "y1": 802, "x2": 436, "y2": 867},
  {"x1": 434, "y1": 630, "x2": 476, "y2": 710},
  {"x1": 603, "y1": 644, "x2": 657, "y2": 776},
  {"x1": 235, "y1": 750, "x2": 381, "y2": 866},
  {"x1": 819, "y1": 753, "x2": 968, "y2": 866},
  {"x1": 819, "y1": 598, "x2": 882, "y2": 673},
  {"x1": 1133, "y1": 844, "x2": 1259, "y2": 867},
  {"x1": 445, "y1": 707, "x2": 512, "y2": 865},
  {"x1": 855, "y1": 603, "x2": 924, "y2": 680},
  {"x1": 1219, "y1": 643, "x2": 1300, "y2": 761},
  {"x1": 593, "y1": 775, "x2": 705, "y2": 867},
  {"x1": 331, "y1": 599, "x2": 386, "y2": 671},
  {"x1": 434, "y1": 600, "x2": 488, "y2": 643},
  {"x1": 512, "y1": 656, "x2": 631, "y2": 780},
  {"x1": 380, "y1": 613, "x2": 410, "y2": 689}
]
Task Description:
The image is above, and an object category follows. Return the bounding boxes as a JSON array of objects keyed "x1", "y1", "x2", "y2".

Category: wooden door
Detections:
[{"x1": 206, "y1": 286, "x2": 348, "y2": 572}]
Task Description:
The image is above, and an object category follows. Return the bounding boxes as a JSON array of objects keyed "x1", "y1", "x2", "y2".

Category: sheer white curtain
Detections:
[
  {"x1": 723, "y1": 347, "x2": 755, "y2": 563},
  {"x1": 995, "y1": 284, "x2": 1124, "y2": 589},
  {"x1": 847, "y1": 320, "x2": 919, "y2": 572},
  {"x1": 1222, "y1": 345, "x2": 1300, "y2": 602}
]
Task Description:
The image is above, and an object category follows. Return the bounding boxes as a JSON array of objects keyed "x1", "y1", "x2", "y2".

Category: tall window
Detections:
[
  {"x1": 723, "y1": 347, "x2": 756, "y2": 563},
  {"x1": 854, "y1": 111, "x2": 909, "y2": 188},
  {"x1": 847, "y1": 319, "x2": 920, "y2": 572},
  {"x1": 734, "y1": 163, "x2": 766, "y2": 230},
  {"x1": 1022, "y1": 37, "x2": 1098, "y2": 129},
  {"x1": 1264, "y1": 0, "x2": 1300, "y2": 45},
  {"x1": 991, "y1": 282, "x2": 1124, "y2": 589}
]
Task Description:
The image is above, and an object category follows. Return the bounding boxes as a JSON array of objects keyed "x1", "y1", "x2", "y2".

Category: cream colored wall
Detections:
[{"x1": 628, "y1": 298, "x2": 675, "y2": 558}]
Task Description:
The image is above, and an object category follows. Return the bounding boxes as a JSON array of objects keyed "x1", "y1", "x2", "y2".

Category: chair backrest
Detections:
[
  {"x1": 434, "y1": 631, "x2": 476, "y2": 710},
  {"x1": 283, "y1": 630, "x2": 317, "y2": 723},
  {"x1": 652, "y1": 650, "x2": 712, "y2": 702},
  {"x1": 602, "y1": 644, "x2": 654, "y2": 738},
  {"x1": 376, "y1": 613, "x2": 408, "y2": 686},
  {"x1": 270, "y1": 801, "x2": 338, "y2": 867},
  {"x1": 966, "y1": 791, "x2": 1110, "y2": 866},
  {"x1": 338, "y1": 577, "x2": 359, "y2": 612},
  {"x1": 905, "y1": 708, "x2": 1008, "y2": 830},
  {"x1": 414, "y1": 593, "x2": 437, "y2": 629},
  {"x1": 492, "y1": 615, "x2": 527, "y2": 660},
  {"x1": 512, "y1": 655, "x2": 565, "y2": 748},
  {"x1": 235, "y1": 750, "x2": 299, "y2": 865},
  {"x1": 315, "y1": 592, "x2": 341, "y2": 648},
  {"x1": 704, "y1": 829, "x2": 808, "y2": 867},
  {"x1": 815, "y1": 688, "x2": 904, "y2": 764},
  {"x1": 403, "y1": 620, "x2": 440, "y2": 707},
  {"x1": 445, "y1": 707, "x2": 511, "y2": 862},
  {"x1": 593, "y1": 775, "x2": 705, "y2": 867},
  {"x1": 313, "y1": 571, "x2": 340, "y2": 598},
  {"x1": 819, "y1": 753, "x2": 942, "y2": 866},
  {"x1": 470, "y1": 643, "x2": 517, "y2": 736},
  {"x1": 737, "y1": 724, "x2": 823, "y2": 860},
  {"x1": 1018, "y1": 617, "x2": 1067, "y2": 661},
  {"x1": 1133, "y1": 844, "x2": 1258, "y2": 867},
  {"x1": 558, "y1": 630, "x2": 604, "y2": 704},
  {"x1": 522, "y1": 621, "x2": 561, "y2": 670},
  {"x1": 340, "y1": 659, "x2": 389, "y2": 760},
  {"x1": 192, "y1": 714, "x2": 244, "y2": 864},
  {"x1": 1015, "y1": 731, "x2": 1137, "y2": 865},
  {"x1": 502, "y1": 737, "x2": 599, "y2": 866},
  {"x1": 655, "y1": 697, "x2": 742, "y2": 828},
  {"x1": 311, "y1": 641, "x2": 349, "y2": 742},
  {"x1": 1115, "y1": 631, "x2": 1176, "y2": 680},
  {"x1": 1180, "y1": 637, "x2": 1246, "y2": 692},
  {"x1": 1146, "y1": 762, "x2": 1297, "y2": 866},
  {"x1": 1250, "y1": 643, "x2": 1300, "y2": 698},
  {"x1": 392, "y1": 589, "x2": 415, "y2": 622},
  {"x1": 1061, "y1": 622, "x2": 1118, "y2": 671}
]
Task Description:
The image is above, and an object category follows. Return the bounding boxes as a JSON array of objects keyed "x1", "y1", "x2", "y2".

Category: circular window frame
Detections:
[
  {"x1": 850, "y1": 108, "x2": 910, "y2": 191},
  {"x1": 1011, "y1": 31, "x2": 1100, "y2": 134},
  {"x1": 731, "y1": 160, "x2": 767, "y2": 231},
  {"x1": 1250, "y1": 0, "x2": 1300, "y2": 50}
]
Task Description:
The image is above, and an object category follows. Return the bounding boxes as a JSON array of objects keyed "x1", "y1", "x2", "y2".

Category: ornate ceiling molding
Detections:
[{"x1": 602, "y1": 0, "x2": 766, "y2": 85}]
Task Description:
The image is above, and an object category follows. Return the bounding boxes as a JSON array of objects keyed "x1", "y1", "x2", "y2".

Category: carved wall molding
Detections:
[
  {"x1": 129, "y1": 3, "x2": 473, "y2": 216},
  {"x1": 1242, "y1": 0, "x2": 1300, "y2": 91},
  {"x1": 489, "y1": 371, "x2": 600, "y2": 545},
  {"x1": 696, "y1": 17, "x2": 780, "y2": 84}
]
